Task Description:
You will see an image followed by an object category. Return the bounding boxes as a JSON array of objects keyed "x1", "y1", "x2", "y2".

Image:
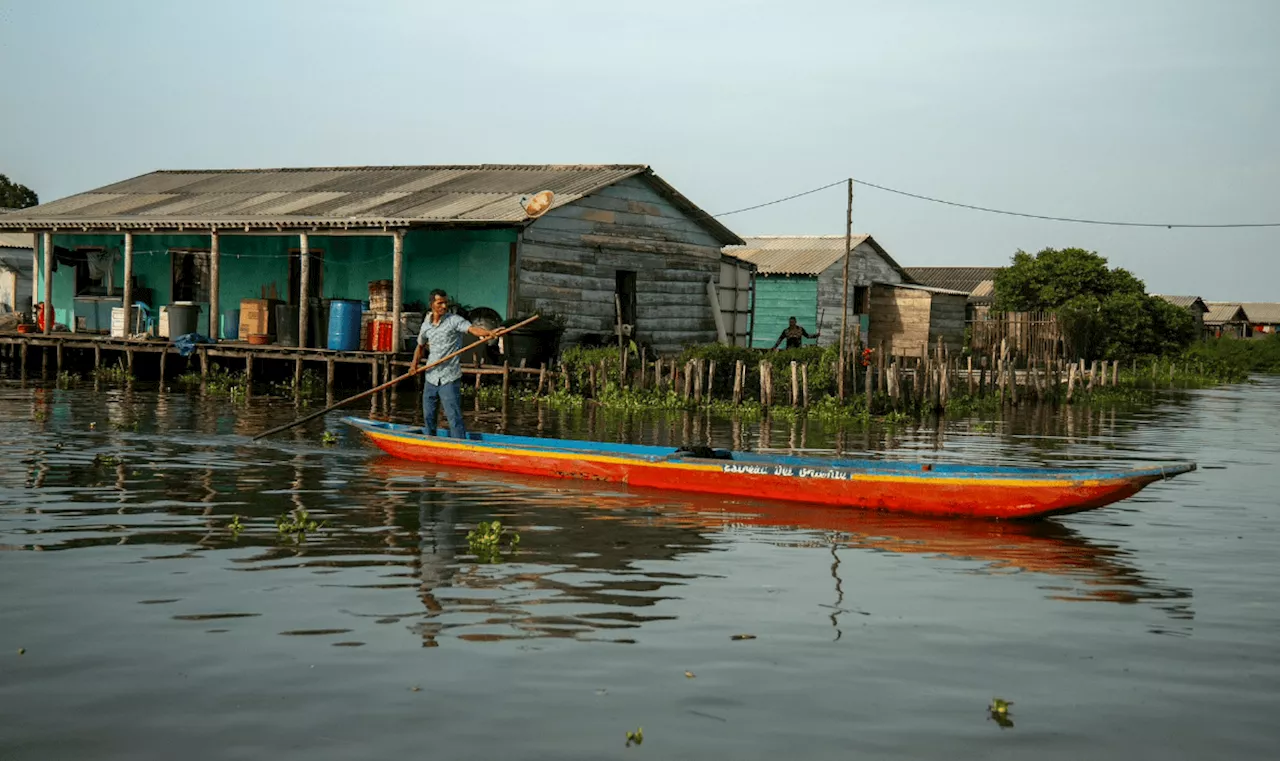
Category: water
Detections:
[{"x1": 2, "y1": 377, "x2": 1278, "y2": 760}]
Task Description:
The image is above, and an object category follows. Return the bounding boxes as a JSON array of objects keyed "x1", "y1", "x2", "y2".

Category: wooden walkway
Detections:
[{"x1": 0, "y1": 332, "x2": 554, "y2": 394}]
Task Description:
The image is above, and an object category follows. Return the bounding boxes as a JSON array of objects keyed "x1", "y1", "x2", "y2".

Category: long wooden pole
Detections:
[
  {"x1": 838, "y1": 178, "x2": 852, "y2": 399},
  {"x1": 252, "y1": 315, "x2": 540, "y2": 441}
]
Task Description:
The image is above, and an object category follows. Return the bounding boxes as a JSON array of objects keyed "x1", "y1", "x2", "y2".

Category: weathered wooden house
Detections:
[
  {"x1": 866, "y1": 282, "x2": 969, "y2": 358},
  {"x1": 723, "y1": 235, "x2": 907, "y2": 349},
  {"x1": 1239, "y1": 303, "x2": 1280, "y2": 336},
  {"x1": 1204, "y1": 303, "x2": 1251, "y2": 339},
  {"x1": 1154, "y1": 295, "x2": 1209, "y2": 337},
  {"x1": 904, "y1": 266, "x2": 1001, "y2": 320},
  {"x1": 0, "y1": 165, "x2": 743, "y2": 355},
  {"x1": 0, "y1": 232, "x2": 34, "y2": 316}
]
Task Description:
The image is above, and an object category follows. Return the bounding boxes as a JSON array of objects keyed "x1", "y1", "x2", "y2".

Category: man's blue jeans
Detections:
[{"x1": 422, "y1": 379, "x2": 467, "y2": 438}]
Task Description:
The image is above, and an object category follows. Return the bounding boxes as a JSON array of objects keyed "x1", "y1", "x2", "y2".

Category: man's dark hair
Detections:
[
  {"x1": 429, "y1": 289, "x2": 449, "y2": 302},
  {"x1": 789, "y1": 316, "x2": 797, "y2": 321}
]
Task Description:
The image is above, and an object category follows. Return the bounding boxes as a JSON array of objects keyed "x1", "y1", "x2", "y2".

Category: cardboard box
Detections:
[
  {"x1": 110, "y1": 308, "x2": 126, "y2": 338},
  {"x1": 238, "y1": 298, "x2": 279, "y2": 339}
]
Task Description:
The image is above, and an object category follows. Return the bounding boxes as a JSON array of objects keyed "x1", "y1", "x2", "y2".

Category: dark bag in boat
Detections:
[{"x1": 675, "y1": 445, "x2": 732, "y2": 460}]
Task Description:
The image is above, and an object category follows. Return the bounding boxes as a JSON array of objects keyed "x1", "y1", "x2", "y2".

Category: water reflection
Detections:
[{"x1": 1, "y1": 381, "x2": 1204, "y2": 647}]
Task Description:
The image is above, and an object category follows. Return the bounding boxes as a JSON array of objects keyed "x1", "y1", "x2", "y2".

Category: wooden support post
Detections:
[
  {"x1": 683, "y1": 361, "x2": 693, "y2": 401},
  {"x1": 159, "y1": 348, "x2": 167, "y2": 381},
  {"x1": 94, "y1": 343, "x2": 101, "y2": 369},
  {"x1": 790, "y1": 360, "x2": 799, "y2": 406},
  {"x1": 20, "y1": 342, "x2": 28, "y2": 380},
  {"x1": 127, "y1": 348, "x2": 134, "y2": 374},
  {"x1": 30, "y1": 233, "x2": 39, "y2": 316},
  {"x1": 1112, "y1": 359, "x2": 1119, "y2": 386},
  {"x1": 294, "y1": 357, "x2": 304, "y2": 395},
  {"x1": 967, "y1": 356, "x2": 974, "y2": 396},
  {"x1": 801, "y1": 363, "x2": 809, "y2": 408},
  {"x1": 42, "y1": 232, "x2": 53, "y2": 335},
  {"x1": 121, "y1": 232, "x2": 134, "y2": 339},
  {"x1": 758, "y1": 361, "x2": 767, "y2": 406},
  {"x1": 536, "y1": 363, "x2": 547, "y2": 398},
  {"x1": 208, "y1": 231, "x2": 220, "y2": 339},
  {"x1": 707, "y1": 359, "x2": 716, "y2": 400},
  {"x1": 502, "y1": 361, "x2": 511, "y2": 399},
  {"x1": 200, "y1": 347, "x2": 209, "y2": 378},
  {"x1": 298, "y1": 233, "x2": 311, "y2": 349},
  {"x1": 865, "y1": 363, "x2": 873, "y2": 411},
  {"x1": 391, "y1": 230, "x2": 404, "y2": 354},
  {"x1": 245, "y1": 355, "x2": 253, "y2": 386},
  {"x1": 56, "y1": 342, "x2": 63, "y2": 375},
  {"x1": 1067, "y1": 363, "x2": 1077, "y2": 403}
]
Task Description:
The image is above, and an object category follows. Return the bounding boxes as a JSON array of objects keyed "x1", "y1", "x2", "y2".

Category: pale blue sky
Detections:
[{"x1": 2, "y1": 0, "x2": 1276, "y2": 300}]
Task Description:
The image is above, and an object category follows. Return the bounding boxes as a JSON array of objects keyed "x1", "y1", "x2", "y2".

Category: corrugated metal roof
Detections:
[
  {"x1": 880, "y1": 281, "x2": 971, "y2": 297},
  {"x1": 0, "y1": 164, "x2": 742, "y2": 245},
  {"x1": 970, "y1": 279, "x2": 995, "y2": 303},
  {"x1": 1204, "y1": 303, "x2": 1248, "y2": 324},
  {"x1": 724, "y1": 235, "x2": 907, "y2": 276},
  {"x1": 0, "y1": 232, "x2": 34, "y2": 249},
  {"x1": 1240, "y1": 302, "x2": 1280, "y2": 324},
  {"x1": 1154, "y1": 295, "x2": 1209, "y2": 312},
  {"x1": 903, "y1": 267, "x2": 1002, "y2": 294}
]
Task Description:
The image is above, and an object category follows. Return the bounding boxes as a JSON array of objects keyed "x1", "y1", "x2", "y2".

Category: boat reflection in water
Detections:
[{"x1": 366, "y1": 457, "x2": 1194, "y2": 646}]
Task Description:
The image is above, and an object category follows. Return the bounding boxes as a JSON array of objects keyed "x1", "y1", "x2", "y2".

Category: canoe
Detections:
[{"x1": 343, "y1": 417, "x2": 1196, "y2": 520}]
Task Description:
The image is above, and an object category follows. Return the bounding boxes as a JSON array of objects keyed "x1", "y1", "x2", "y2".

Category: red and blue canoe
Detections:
[{"x1": 344, "y1": 417, "x2": 1195, "y2": 520}]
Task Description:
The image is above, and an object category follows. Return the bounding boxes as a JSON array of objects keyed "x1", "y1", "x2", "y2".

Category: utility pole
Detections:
[{"x1": 838, "y1": 178, "x2": 852, "y2": 400}]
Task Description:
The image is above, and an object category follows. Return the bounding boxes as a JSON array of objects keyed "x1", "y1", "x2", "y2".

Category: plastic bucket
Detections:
[
  {"x1": 327, "y1": 299, "x2": 363, "y2": 351},
  {"x1": 221, "y1": 309, "x2": 240, "y2": 340},
  {"x1": 167, "y1": 302, "x2": 202, "y2": 338}
]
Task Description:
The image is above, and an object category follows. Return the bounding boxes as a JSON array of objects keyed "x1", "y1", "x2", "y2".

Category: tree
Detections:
[
  {"x1": 992, "y1": 246, "x2": 1195, "y2": 360},
  {"x1": 0, "y1": 174, "x2": 39, "y2": 209}
]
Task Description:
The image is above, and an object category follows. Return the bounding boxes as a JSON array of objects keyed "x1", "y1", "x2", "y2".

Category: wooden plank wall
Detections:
[
  {"x1": 518, "y1": 176, "x2": 724, "y2": 355},
  {"x1": 867, "y1": 284, "x2": 932, "y2": 357},
  {"x1": 815, "y1": 241, "x2": 906, "y2": 347},
  {"x1": 927, "y1": 293, "x2": 967, "y2": 354}
]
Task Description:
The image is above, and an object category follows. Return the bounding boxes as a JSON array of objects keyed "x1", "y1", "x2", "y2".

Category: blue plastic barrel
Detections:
[{"x1": 327, "y1": 299, "x2": 363, "y2": 351}]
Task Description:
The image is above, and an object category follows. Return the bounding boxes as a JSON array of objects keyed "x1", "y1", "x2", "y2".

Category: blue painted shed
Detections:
[{"x1": 724, "y1": 235, "x2": 909, "y2": 349}]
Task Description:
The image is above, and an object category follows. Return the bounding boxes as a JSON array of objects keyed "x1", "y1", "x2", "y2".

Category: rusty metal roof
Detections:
[
  {"x1": 724, "y1": 235, "x2": 905, "y2": 277},
  {"x1": 0, "y1": 164, "x2": 742, "y2": 244},
  {"x1": 1154, "y1": 295, "x2": 1209, "y2": 312}
]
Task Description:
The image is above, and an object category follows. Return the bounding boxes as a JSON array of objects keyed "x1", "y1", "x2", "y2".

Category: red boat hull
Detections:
[{"x1": 358, "y1": 426, "x2": 1176, "y2": 520}]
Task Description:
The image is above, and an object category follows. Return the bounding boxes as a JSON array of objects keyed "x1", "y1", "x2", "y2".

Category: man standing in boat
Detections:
[
  {"x1": 771, "y1": 316, "x2": 818, "y2": 351},
  {"x1": 410, "y1": 289, "x2": 496, "y2": 438}
]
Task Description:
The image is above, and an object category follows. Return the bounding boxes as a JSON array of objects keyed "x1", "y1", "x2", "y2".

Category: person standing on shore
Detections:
[{"x1": 410, "y1": 289, "x2": 495, "y2": 438}]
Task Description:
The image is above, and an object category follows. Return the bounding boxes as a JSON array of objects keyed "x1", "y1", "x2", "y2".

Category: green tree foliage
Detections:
[
  {"x1": 993, "y1": 247, "x2": 1195, "y2": 361},
  {"x1": 0, "y1": 174, "x2": 39, "y2": 209}
]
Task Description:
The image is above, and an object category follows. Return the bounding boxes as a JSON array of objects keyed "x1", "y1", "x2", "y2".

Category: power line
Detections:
[{"x1": 706, "y1": 175, "x2": 1280, "y2": 229}]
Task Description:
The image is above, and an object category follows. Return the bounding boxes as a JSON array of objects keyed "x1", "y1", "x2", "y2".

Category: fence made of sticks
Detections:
[{"x1": 968, "y1": 311, "x2": 1062, "y2": 360}]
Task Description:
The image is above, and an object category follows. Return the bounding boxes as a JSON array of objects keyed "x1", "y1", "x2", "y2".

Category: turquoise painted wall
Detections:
[
  {"x1": 35, "y1": 228, "x2": 514, "y2": 335},
  {"x1": 751, "y1": 275, "x2": 819, "y2": 348}
]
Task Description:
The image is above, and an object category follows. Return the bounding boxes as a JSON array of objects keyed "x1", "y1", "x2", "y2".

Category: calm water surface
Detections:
[{"x1": 2, "y1": 376, "x2": 1278, "y2": 760}]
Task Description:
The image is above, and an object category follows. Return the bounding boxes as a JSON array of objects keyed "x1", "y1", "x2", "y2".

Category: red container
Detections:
[{"x1": 374, "y1": 320, "x2": 393, "y2": 352}]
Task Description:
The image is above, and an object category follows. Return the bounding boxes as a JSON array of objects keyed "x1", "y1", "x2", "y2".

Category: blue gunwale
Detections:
[{"x1": 344, "y1": 417, "x2": 1196, "y2": 484}]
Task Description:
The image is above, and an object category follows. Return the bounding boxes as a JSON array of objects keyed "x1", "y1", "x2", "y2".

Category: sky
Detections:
[{"x1": 1, "y1": 0, "x2": 1276, "y2": 300}]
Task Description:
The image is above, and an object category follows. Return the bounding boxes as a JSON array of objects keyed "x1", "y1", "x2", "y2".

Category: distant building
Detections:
[
  {"x1": 724, "y1": 235, "x2": 907, "y2": 349},
  {"x1": 1154, "y1": 295, "x2": 1210, "y2": 337},
  {"x1": 0, "y1": 231, "x2": 34, "y2": 316},
  {"x1": 903, "y1": 266, "x2": 1001, "y2": 320},
  {"x1": 1239, "y1": 303, "x2": 1280, "y2": 336},
  {"x1": 1204, "y1": 303, "x2": 1251, "y2": 339}
]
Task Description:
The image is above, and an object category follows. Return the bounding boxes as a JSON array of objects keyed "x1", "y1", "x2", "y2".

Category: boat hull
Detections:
[{"x1": 345, "y1": 419, "x2": 1193, "y2": 520}]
